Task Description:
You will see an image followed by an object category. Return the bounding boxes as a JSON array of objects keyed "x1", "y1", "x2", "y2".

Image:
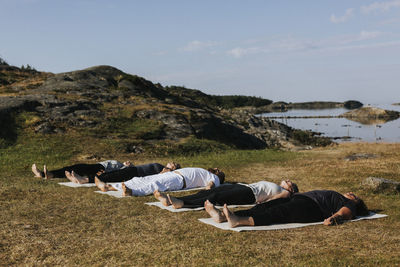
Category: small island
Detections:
[{"x1": 340, "y1": 107, "x2": 400, "y2": 125}]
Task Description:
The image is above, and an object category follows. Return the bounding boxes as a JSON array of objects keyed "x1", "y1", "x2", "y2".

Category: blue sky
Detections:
[{"x1": 1, "y1": 0, "x2": 399, "y2": 104}]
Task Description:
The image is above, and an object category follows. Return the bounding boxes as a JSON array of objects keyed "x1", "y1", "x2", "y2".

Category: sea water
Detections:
[{"x1": 259, "y1": 104, "x2": 400, "y2": 142}]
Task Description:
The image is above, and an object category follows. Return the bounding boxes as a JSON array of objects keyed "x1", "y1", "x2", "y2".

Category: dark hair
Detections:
[
  {"x1": 173, "y1": 162, "x2": 181, "y2": 170},
  {"x1": 291, "y1": 183, "x2": 299, "y2": 194},
  {"x1": 208, "y1": 168, "x2": 225, "y2": 184},
  {"x1": 217, "y1": 172, "x2": 225, "y2": 184},
  {"x1": 355, "y1": 199, "x2": 369, "y2": 216}
]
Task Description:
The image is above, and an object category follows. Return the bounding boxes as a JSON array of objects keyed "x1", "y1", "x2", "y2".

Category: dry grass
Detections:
[{"x1": 1, "y1": 142, "x2": 400, "y2": 266}]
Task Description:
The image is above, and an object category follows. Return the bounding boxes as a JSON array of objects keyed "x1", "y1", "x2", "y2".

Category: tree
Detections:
[{"x1": 0, "y1": 57, "x2": 9, "y2": 66}]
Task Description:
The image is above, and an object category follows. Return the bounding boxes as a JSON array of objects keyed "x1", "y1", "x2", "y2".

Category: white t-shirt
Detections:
[
  {"x1": 245, "y1": 181, "x2": 283, "y2": 203},
  {"x1": 176, "y1": 168, "x2": 220, "y2": 189},
  {"x1": 112, "y1": 167, "x2": 219, "y2": 196},
  {"x1": 114, "y1": 171, "x2": 183, "y2": 196}
]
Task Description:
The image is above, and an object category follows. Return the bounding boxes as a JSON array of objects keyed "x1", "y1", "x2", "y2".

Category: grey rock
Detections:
[
  {"x1": 125, "y1": 145, "x2": 144, "y2": 154},
  {"x1": 362, "y1": 177, "x2": 400, "y2": 193},
  {"x1": 35, "y1": 122, "x2": 55, "y2": 134},
  {"x1": 345, "y1": 153, "x2": 378, "y2": 161}
]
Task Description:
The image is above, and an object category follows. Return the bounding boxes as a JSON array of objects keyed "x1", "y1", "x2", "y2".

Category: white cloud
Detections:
[
  {"x1": 183, "y1": 40, "x2": 218, "y2": 52},
  {"x1": 330, "y1": 8, "x2": 354, "y2": 23},
  {"x1": 361, "y1": 0, "x2": 400, "y2": 14},
  {"x1": 227, "y1": 47, "x2": 250, "y2": 58},
  {"x1": 226, "y1": 31, "x2": 389, "y2": 58},
  {"x1": 378, "y1": 17, "x2": 400, "y2": 25},
  {"x1": 359, "y1": 30, "x2": 383, "y2": 40},
  {"x1": 338, "y1": 31, "x2": 384, "y2": 44},
  {"x1": 326, "y1": 40, "x2": 400, "y2": 52},
  {"x1": 227, "y1": 47, "x2": 270, "y2": 58}
]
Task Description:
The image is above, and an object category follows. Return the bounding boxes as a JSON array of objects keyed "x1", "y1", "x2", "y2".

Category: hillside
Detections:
[{"x1": 0, "y1": 62, "x2": 331, "y2": 155}]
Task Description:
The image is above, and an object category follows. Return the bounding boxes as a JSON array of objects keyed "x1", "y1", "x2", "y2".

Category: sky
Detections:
[{"x1": 1, "y1": 0, "x2": 399, "y2": 104}]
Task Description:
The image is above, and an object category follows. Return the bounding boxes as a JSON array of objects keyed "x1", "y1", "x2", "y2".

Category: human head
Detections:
[
  {"x1": 344, "y1": 192, "x2": 369, "y2": 216},
  {"x1": 166, "y1": 162, "x2": 181, "y2": 171},
  {"x1": 208, "y1": 168, "x2": 225, "y2": 184},
  {"x1": 280, "y1": 180, "x2": 299, "y2": 194}
]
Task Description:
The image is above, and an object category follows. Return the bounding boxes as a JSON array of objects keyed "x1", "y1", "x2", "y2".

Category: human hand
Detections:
[
  {"x1": 323, "y1": 217, "x2": 333, "y2": 226},
  {"x1": 96, "y1": 170, "x2": 105, "y2": 176},
  {"x1": 324, "y1": 215, "x2": 344, "y2": 226}
]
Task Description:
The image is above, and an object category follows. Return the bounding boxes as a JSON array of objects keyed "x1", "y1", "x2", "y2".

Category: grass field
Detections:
[{"x1": 1, "y1": 135, "x2": 399, "y2": 266}]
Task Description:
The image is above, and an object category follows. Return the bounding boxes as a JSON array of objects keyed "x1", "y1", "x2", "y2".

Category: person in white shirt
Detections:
[
  {"x1": 95, "y1": 167, "x2": 225, "y2": 196},
  {"x1": 154, "y1": 180, "x2": 298, "y2": 209}
]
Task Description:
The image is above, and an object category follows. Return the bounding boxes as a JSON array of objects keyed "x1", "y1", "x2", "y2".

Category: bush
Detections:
[{"x1": 0, "y1": 57, "x2": 9, "y2": 66}]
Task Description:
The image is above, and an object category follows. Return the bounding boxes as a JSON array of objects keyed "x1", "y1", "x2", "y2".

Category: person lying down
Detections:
[
  {"x1": 95, "y1": 167, "x2": 225, "y2": 197},
  {"x1": 32, "y1": 160, "x2": 132, "y2": 181},
  {"x1": 204, "y1": 190, "x2": 369, "y2": 228},
  {"x1": 154, "y1": 180, "x2": 298, "y2": 209},
  {"x1": 64, "y1": 162, "x2": 180, "y2": 184}
]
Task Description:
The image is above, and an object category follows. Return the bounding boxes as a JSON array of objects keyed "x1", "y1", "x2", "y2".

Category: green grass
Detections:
[{"x1": 1, "y1": 137, "x2": 399, "y2": 266}]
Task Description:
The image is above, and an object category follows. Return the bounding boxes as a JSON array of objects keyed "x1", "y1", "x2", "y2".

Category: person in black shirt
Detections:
[
  {"x1": 32, "y1": 160, "x2": 133, "y2": 181},
  {"x1": 204, "y1": 190, "x2": 368, "y2": 228},
  {"x1": 64, "y1": 162, "x2": 180, "y2": 184}
]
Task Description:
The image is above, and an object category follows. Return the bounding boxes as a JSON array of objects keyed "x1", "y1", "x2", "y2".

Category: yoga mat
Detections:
[
  {"x1": 145, "y1": 201, "x2": 255, "y2": 212},
  {"x1": 198, "y1": 212, "x2": 388, "y2": 232},
  {"x1": 58, "y1": 182, "x2": 96, "y2": 188},
  {"x1": 94, "y1": 186, "x2": 208, "y2": 198}
]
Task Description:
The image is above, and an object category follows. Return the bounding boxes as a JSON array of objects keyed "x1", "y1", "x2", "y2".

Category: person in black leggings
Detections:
[
  {"x1": 154, "y1": 180, "x2": 298, "y2": 209},
  {"x1": 32, "y1": 160, "x2": 131, "y2": 181},
  {"x1": 205, "y1": 190, "x2": 369, "y2": 227},
  {"x1": 65, "y1": 162, "x2": 181, "y2": 184}
]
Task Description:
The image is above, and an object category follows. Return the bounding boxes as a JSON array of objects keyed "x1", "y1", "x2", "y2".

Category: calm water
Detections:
[{"x1": 260, "y1": 104, "x2": 400, "y2": 143}]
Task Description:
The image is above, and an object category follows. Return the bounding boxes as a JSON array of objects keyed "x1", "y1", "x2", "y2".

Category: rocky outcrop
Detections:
[
  {"x1": 0, "y1": 65, "x2": 332, "y2": 150},
  {"x1": 343, "y1": 100, "x2": 363, "y2": 109},
  {"x1": 248, "y1": 100, "x2": 363, "y2": 114},
  {"x1": 344, "y1": 153, "x2": 377, "y2": 161},
  {"x1": 362, "y1": 177, "x2": 400, "y2": 193},
  {"x1": 221, "y1": 109, "x2": 332, "y2": 148},
  {"x1": 341, "y1": 107, "x2": 400, "y2": 125}
]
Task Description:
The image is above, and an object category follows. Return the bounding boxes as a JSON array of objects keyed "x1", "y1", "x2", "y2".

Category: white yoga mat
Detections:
[
  {"x1": 58, "y1": 182, "x2": 97, "y2": 188},
  {"x1": 198, "y1": 213, "x2": 388, "y2": 232},
  {"x1": 145, "y1": 201, "x2": 255, "y2": 212},
  {"x1": 94, "y1": 186, "x2": 208, "y2": 198}
]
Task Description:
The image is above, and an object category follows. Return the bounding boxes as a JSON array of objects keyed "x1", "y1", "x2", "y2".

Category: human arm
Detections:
[
  {"x1": 323, "y1": 206, "x2": 353, "y2": 226},
  {"x1": 123, "y1": 161, "x2": 134, "y2": 167},
  {"x1": 205, "y1": 181, "x2": 215, "y2": 190},
  {"x1": 267, "y1": 190, "x2": 291, "y2": 202}
]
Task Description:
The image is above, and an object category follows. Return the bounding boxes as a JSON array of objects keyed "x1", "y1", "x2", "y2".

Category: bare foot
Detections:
[
  {"x1": 95, "y1": 176, "x2": 108, "y2": 192},
  {"x1": 204, "y1": 200, "x2": 226, "y2": 223},
  {"x1": 65, "y1": 171, "x2": 79, "y2": 183},
  {"x1": 122, "y1": 182, "x2": 132, "y2": 196},
  {"x1": 43, "y1": 165, "x2": 49, "y2": 180},
  {"x1": 31, "y1": 164, "x2": 43, "y2": 178},
  {"x1": 71, "y1": 171, "x2": 89, "y2": 184},
  {"x1": 154, "y1": 190, "x2": 171, "y2": 206},
  {"x1": 223, "y1": 204, "x2": 241, "y2": 228},
  {"x1": 168, "y1": 194, "x2": 184, "y2": 209}
]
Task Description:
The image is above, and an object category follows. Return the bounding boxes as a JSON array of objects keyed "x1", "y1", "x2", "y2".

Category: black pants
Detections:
[
  {"x1": 177, "y1": 184, "x2": 256, "y2": 208},
  {"x1": 97, "y1": 167, "x2": 139, "y2": 183},
  {"x1": 235, "y1": 195, "x2": 324, "y2": 226},
  {"x1": 97, "y1": 163, "x2": 165, "y2": 183},
  {"x1": 48, "y1": 163, "x2": 104, "y2": 182}
]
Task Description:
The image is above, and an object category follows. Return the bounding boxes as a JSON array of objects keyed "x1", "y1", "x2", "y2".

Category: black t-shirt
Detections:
[
  {"x1": 295, "y1": 190, "x2": 356, "y2": 219},
  {"x1": 136, "y1": 163, "x2": 165, "y2": 177}
]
